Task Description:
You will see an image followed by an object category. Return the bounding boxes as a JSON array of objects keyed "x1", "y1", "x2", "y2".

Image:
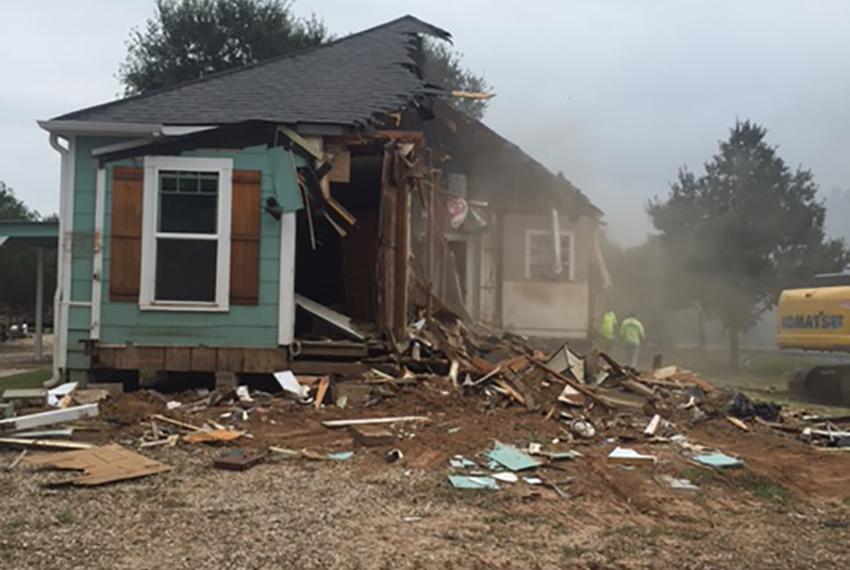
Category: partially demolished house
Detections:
[
  {"x1": 423, "y1": 104, "x2": 608, "y2": 339},
  {"x1": 39, "y1": 15, "x2": 606, "y2": 384}
]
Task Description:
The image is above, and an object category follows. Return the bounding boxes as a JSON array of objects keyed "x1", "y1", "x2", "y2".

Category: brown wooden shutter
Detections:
[
  {"x1": 230, "y1": 170, "x2": 262, "y2": 305},
  {"x1": 109, "y1": 167, "x2": 144, "y2": 302}
]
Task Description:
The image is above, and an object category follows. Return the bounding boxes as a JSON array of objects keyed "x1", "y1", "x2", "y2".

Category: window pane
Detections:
[
  {"x1": 178, "y1": 172, "x2": 200, "y2": 193},
  {"x1": 527, "y1": 233, "x2": 572, "y2": 280},
  {"x1": 160, "y1": 171, "x2": 178, "y2": 192},
  {"x1": 159, "y1": 194, "x2": 217, "y2": 233},
  {"x1": 199, "y1": 173, "x2": 218, "y2": 193},
  {"x1": 158, "y1": 171, "x2": 219, "y2": 234},
  {"x1": 155, "y1": 239, "x2": 217, "y2": 302}
]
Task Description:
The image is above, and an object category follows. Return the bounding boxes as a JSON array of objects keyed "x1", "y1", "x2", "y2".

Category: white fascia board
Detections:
[
  {"x1": 92, "y1": 138, "x2": 157, "y2": 157},
  {"x1": 161, "y1": 125, "x2": 217, "y2": 136},
  {"x1": 38, "y1": 120, "x2": 163, "y2": 136},
  {"x1": 39, "y1": 120, "x2": 220, "y2": 138}
]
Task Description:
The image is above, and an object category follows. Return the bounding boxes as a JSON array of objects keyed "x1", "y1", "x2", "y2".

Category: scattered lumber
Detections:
[
  {"x1": 322, "y1": 416, "x2": 431, "y2": 428},
  {"x1": 0, "y1": 404, "x2": 99, "y2": 432}
]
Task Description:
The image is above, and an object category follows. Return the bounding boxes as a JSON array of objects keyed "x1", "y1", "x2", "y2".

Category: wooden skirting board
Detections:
[
  {"x1": 92, "y1": 345, "x2": 288, "y2": 373},
  {"x1": 91, "y1": 344, "x2": 369, "y2": 375}
]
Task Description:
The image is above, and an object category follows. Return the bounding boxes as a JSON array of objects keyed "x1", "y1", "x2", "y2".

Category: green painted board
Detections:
[
  {"x1": 448, "y1": 475, "x2": 499, "y2": 490},
  {"x1": 485, "y1": 442, "x2": 541, "y2": 472}
]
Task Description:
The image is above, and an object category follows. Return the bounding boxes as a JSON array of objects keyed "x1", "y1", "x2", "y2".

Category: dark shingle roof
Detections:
[{"x1": 53, "y1": 16, "x2": 449, "y2": 127}]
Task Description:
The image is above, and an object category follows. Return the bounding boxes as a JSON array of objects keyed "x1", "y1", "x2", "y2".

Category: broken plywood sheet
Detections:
[
  {"x1": 294, "y1": 293, "x2": 366, "y2": 341},
  {"x1": 23, "y1": 444, "x2": 170, "y2": 486}
]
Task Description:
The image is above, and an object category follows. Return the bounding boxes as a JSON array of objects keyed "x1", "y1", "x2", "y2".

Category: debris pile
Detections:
[{"x1": 2, "y1": 312, "x2": 845, "y2": 492}]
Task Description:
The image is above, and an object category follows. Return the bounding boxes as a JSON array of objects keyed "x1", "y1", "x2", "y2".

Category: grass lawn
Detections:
[{"x1": 0, "y1": 368, "x2": 52, "y2": 390}]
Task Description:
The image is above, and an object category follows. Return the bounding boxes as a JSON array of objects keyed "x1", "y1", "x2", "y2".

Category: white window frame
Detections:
[
  {"x1": 524, "y1": 229, "x2": 575, "y2": 281},
  {"x1": 139, "y1": 156, "x2": 233, "y2": 312}
]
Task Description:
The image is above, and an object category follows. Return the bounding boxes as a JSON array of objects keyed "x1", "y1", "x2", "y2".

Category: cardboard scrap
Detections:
[{"x1": 23, "y1": 444, "x2": 170, "y2": 486}]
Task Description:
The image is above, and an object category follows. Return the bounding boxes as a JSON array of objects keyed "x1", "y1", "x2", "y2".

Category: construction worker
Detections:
[
  {"x1": 599, "y1": 310, "x2": 617, "y2": 354},
  {"x1": 619, "y1": 313, "x2": 646, "y2": 369}
]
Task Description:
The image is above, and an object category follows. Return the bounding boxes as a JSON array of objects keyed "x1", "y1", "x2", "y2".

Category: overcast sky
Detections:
[{"x1": 2, "y1": 0, "x2": 849, "y2": 245}]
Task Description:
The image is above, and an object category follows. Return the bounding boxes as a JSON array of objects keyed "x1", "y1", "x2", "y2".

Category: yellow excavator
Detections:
[{"x1": 777, "y1": 272, "x2": 850, "y2": 403}]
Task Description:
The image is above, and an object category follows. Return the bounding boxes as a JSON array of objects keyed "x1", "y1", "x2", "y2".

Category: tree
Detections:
[
  {"x1": 0, "y1": 180, "x2": 38, "y2": 221},
  {"x1": 648, "y1": 120, "x2": 850, "y2": 368},
  {"x1": 119, "y1": 0, "x2": 328, "y2": 95},
  {"x1": 0, "y1": 182, "x2": 56, "y2": 317},
  {"x1": 119, "y1": 1, "x2": 492, "y2": 118},
  {"x1": 423, "y1": 40, "x2": 491, "y2": 119}
]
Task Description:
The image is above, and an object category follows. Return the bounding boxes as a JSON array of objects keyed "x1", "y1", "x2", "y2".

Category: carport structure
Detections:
[{"x1": 0, "y1": 220, "x2": 59, "y2": 361}]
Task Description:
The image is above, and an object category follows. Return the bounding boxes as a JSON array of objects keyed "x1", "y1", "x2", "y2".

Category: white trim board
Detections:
[
  {"x1": 90, "y1": 168, "x2": 106, "y2": 340},
  {"x1": 57, "y1": 135, "x2": 77, "y2": 373},
  {"x1": 278, "y1": 212, "x2": 296, "y2": 345}
]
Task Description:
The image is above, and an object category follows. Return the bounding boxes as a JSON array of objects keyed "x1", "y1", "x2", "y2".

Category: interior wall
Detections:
[{"x1": 498, "y1": 212, "x2": 597, "y2": 338}]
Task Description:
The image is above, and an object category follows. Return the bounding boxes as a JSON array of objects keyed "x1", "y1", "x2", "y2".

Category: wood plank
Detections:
[
  {"x1": 392, "y1": 156, "x2": 410, "y2": 339},
  {"x1": 289, "y1": 361, "x2": 368, "y2": 375},
  {"x1": 0, "y1": 438, "x2": 94, "y2": 450},
  {"x1": 322, "y1": 416, "x2": 430, "y2": 428},
  {"x1": 113, "y1": 345, "x2": 137, "y2": 370},
  {"x1": 327, "y1": 148, "x2": 351, "y2": 183},
  {"x1": 216, "y1": 348, "x2": 246, "y2": 372},
  {"x1": 230, "y1": 170, "x2": 261, "y2": 305},
  {"x1": 96, "y1": 346, "x2": 117, "y2": 368},
  {"x1": 242, "y1": 348, "x2": 288, "y2": 373},
  {"x1": 135, "y1": 347, "x2": 165, "y2": 370},
  {"x1": 0, "y1": 404, "x2": 99, "y2": 431},
  {"x1": 190, "y1": 347, "x2": 217, "y2": 371},
  {"x1": 314, "y1": 376, "x2": 330, "y2": 410},
  {"x1": 109, "y1": 167, "x2": 143, "y2": 302},
  {"x1": 298, "y1": 340, "x2": 368, "y2": 359},
  {"x1": 164, "y1": 347, "x2": 191, "y2": 371}
]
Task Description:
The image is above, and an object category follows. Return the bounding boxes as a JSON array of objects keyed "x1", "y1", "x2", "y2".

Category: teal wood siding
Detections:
[{"x1": 65, "y1": 137, "x2": 303, "y2": 373}]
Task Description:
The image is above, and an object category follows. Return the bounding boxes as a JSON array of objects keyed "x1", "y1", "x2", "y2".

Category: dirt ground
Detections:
[{"x1": 2, "y1": 380, "x2": 850, "y2": 569}]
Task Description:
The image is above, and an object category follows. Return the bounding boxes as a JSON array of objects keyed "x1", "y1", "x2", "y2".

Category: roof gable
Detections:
[{"x1": 52, "y1": 16, "x2": 449, "y2": 128}]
